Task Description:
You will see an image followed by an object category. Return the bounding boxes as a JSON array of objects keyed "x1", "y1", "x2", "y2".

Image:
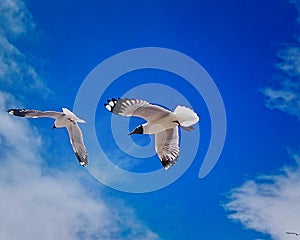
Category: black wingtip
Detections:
[
  {"x1": 75, "y1": 152, "x2": 88, "y2": 166},
  {"x1": 104, "y1": 98, "x2": 120, "y2": 112},
  {"x1": 7, "y1": 109, "x2": 26, "y2": 117},
  {"x1": 161, "y1": 154, "x2": 179, "y2": 170},
  {"x1": 161, "y1": 158, "x2": 176, "y2": 170},
  {"x1": 161, "y1": 160, "x2": 173, "y2": 170}
]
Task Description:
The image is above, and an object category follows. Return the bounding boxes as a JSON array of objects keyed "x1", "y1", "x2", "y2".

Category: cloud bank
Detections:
[{"x1": 0, "y1": 1, "x2": 159, "y2": 239}]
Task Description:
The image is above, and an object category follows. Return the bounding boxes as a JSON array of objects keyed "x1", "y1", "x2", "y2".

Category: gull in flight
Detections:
[
  {"x1": 286, "y1": 232, "x2": 300, "y2": 236},
  {"x1": 105, "y1": 98, "x2": 199, "y2": 170},
  {"x1": 7, "y1": 108, "x2": 88, "y2": 166}
]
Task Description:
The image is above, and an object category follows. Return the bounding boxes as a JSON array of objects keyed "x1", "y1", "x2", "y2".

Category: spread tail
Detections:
[
  {"x1": 62, "y1": 108, "x2": 85, "y2": 123},
  {"x1": 174, "y1": 106, "x2": 199, "y2": 127}
]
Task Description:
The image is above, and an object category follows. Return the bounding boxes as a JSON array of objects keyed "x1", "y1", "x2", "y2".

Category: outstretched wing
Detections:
[
  {"x1": 104, "y1": 98, "x2": 171, "y2": 122},
  {"x1": 155, "y1": 127, "x2": 179, "y2": 170},
  {"x1": 7, "y1": 109, "x2": 63, "y2": 119},
  {"x1": 66, "y1": 122, "x2": 88, "y2": 166}
]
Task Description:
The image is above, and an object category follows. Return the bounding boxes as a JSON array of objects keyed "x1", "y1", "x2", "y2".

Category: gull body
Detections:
[{"x1": 141, "y1": 113, "x2": 178, "y2": 134}]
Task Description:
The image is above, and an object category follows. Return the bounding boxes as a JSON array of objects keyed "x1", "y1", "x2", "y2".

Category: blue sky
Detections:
[{"x1": 1, "y1": 0, "x2": 300, "y2": 239}]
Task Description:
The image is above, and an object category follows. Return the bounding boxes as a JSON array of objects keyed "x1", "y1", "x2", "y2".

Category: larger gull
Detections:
[
  {"x1": 7, "y1": 108, "x2": 88, "y2": 166},
  {"x1": 104, "y1": 98, "x2": 199, "y2": 170}
]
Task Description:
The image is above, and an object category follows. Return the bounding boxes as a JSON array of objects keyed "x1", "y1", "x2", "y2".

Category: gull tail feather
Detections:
[{"x1": 174, "y1": 106, "x2": 199, "y2": 127}]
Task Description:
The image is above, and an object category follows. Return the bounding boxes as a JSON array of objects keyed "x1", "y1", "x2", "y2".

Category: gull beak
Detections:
[
  {"x1": 128, "y1": 130, "x2": 134, "y2": 136},
  {"x1": 128, "y1": 126, "x2": 143, "y2": 135}
]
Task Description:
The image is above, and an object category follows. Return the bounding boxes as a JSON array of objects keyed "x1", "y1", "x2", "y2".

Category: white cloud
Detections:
[
  {"x1": 0, "y1": 92, "x2": 159, "y2": 240},
  {"x1": 0, "y1": 0, "x2": 51, "y2": 96},
  {"x1": 224, "y1": 152, "x2": 300, "y2": 240}
]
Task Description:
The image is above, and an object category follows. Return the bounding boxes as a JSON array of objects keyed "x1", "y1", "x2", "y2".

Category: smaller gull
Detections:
[
  {"x1": 7, "y1": 108, "x2": 88, "y2": 166},
  {"x1": 104, "y1": 98, "x2": 199, "y2": 170},
  {"x1": 286, "y1": 232, "x2": 300, "y2": 236}
]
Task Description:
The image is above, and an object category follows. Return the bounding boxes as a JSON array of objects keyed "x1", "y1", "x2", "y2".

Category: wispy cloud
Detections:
[
  {"x1": 0, "y1": 92, "x2": 159, "y2": 240},
  {"x1": 225, "y1": 1, "x2": 300, "y2": 239},
  {"x1": 260, "y1": 1, "x2": 300, "y2": 120},
  {"x1": 0, "y1": 0, "x2": 35, "y2": 36},
  {"x1": 289, "y1": 0, "x2": 300, "y2": 23},
  {"x1": 261, "y1": 45, "x2": 300, "y2": 120},
  {"x1": 0, "y1": 0, "x2": 51, "y2": 96},
  {"x1": 224, "y1": 152, "x2": 300, "y2": 240}
]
